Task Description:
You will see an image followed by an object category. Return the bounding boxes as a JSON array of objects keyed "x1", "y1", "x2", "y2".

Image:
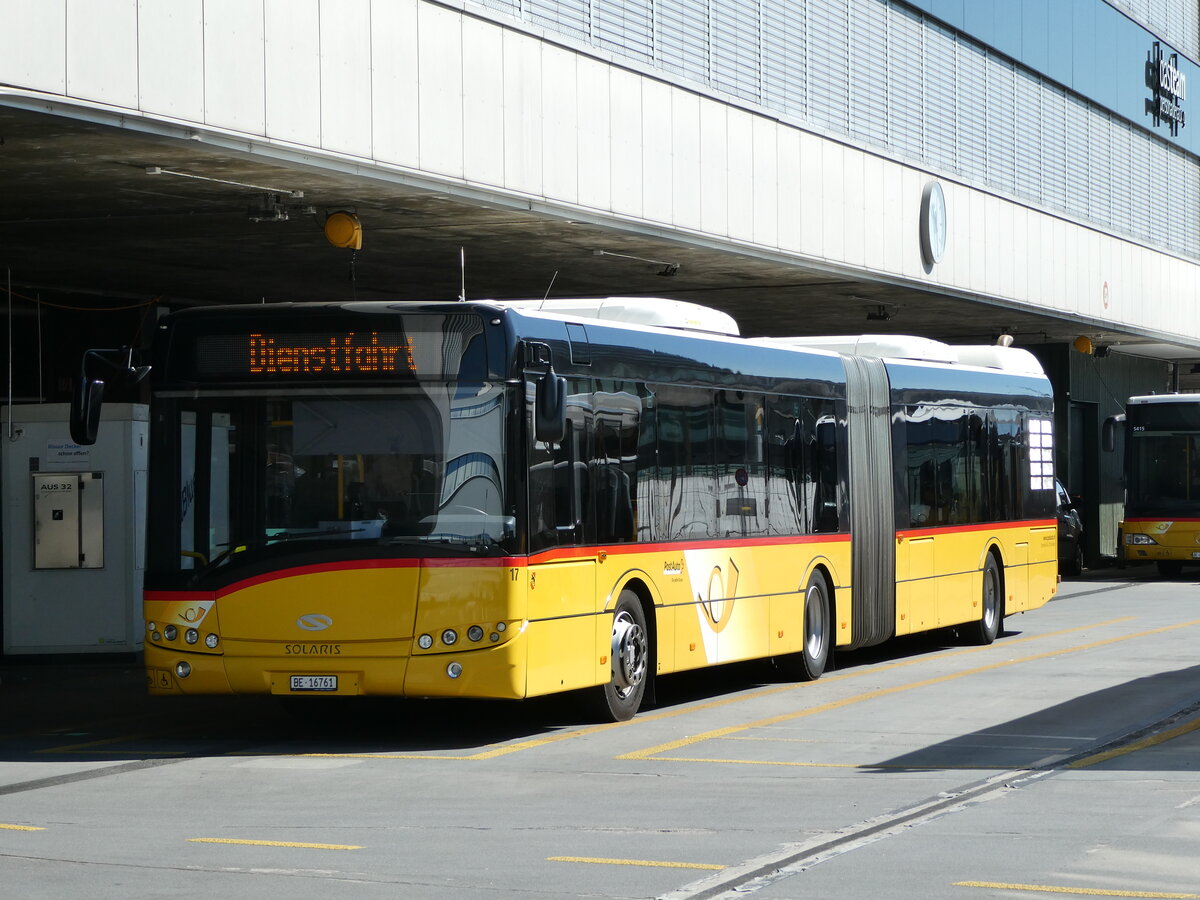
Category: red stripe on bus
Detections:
[{"x1": 895, "y1": 518, "x2": 1055, "y2": 540}]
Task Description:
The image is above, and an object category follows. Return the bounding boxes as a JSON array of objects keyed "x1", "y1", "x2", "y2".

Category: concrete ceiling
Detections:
[{"x1": 2, "y1": 102, "x2": 1197, "y2": 376}]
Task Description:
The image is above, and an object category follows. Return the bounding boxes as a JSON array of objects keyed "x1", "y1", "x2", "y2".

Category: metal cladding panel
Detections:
[
  {"x1": 502, "y1": 29, "x2": 544, "y2": 195},
  {"x1": 417, "y1": 2, "x2": 465, "y2": 179},
  {"x1": 203, "y1": 0, "x2": 267, "y2": 134},
  {"x1": 66, "y1": 0, "x2": 138, "y2": 108},
  {"x1": 138, "y1": 1, "x2": 205, "y2": 120},
  {"x1": 463, "y1": 17, "x2": 506, "y2": 188},
  {"x1": 264, "y1": 0, "x2": 321, "y2": 146},
  {"x1": 371, "y1": 0, "x2": 420, "y2": 167},
  {"x1": 577, "y1": 56, "x2": 613, "y2": 210},
  {"x1": 843, "y1": 354, "x2": 895, "y2": 650},
  {"x1": 0, "y1": 1, "x2": 65, "y2": 92},
  {"x1": 609, "y1": 68, "x2": 644, "y2": 218},
  {"x1": 541, "y1": 45, "x2": 580, "y2": 205},
  {"x1": 318, "y1": 1, "x2": 373, "y2": 158},
  {"x1": 642, "y1": 79, "x2": 675, "y2": 224}
]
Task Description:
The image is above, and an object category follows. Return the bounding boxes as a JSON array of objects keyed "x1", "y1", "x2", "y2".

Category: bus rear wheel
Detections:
[
  {"x1": 966, "y1": 555, "x2": 1002, "y2": 645},
  {"x1": 592, "y1": 590, "x2": 648, "y2": 722},
  {"x1": 774, "y1": 571, "x2": 830, "y2": 682}
]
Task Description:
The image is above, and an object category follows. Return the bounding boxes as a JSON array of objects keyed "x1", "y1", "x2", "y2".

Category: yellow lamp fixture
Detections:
[{"x1": 324, "y1": 211, "x2": 363, "y2": 250}]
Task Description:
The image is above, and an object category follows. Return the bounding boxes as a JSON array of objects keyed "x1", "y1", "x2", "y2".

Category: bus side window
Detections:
[{"x1": 812, "y1": 409, "x2": 840, "y2": 533}]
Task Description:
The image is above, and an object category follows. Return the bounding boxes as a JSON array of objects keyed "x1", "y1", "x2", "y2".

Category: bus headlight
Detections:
[
  {"x1": 163, "y1": 625, "x2": 178, "y2": 641},
  {"x1": 184, "y1": 628, "x2": 199, "y2": 645},
  {"x1": 205, "y1": 633, "x2": 220, "y2": 649},
  {"x1": 441, "y1": 629, "x2": 458, "y2": 646},
  {"x1": 1125, "y1": 533, "x2": 1158, "y2": 545},
  {"x1": 447, "y1": 662, "x2": 463, "y2": 679},
  {"x1": 418, "y1": 634, "x2": 433, "y2": 650},
  {"x1": 467, "y1": 625, "x2": 484, "y2": 642},
  {"x1": 175, "y1": 661, "x2": 192, "y2": 678}
]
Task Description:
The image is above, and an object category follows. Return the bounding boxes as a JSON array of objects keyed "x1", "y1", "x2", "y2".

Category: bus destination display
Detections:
[{"x1": 195, "y1": 331, "x2": 416, "y2": 378}]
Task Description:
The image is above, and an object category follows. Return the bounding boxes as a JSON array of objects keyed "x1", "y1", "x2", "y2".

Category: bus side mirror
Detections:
[
  {"x1": 1102, "y1": 414, "x2": 1124, "y2": 453},
  {"x1": 69, "y1": 376, "x2": 105, "y2": 446},
  {"x1": 535, "y1": 367, "x2": 566, "y2": 444}
]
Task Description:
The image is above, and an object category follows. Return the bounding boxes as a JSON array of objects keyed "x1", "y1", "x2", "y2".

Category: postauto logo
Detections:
[{"x1": 296, "y1": 614, "x2": 333, "y2": 632}]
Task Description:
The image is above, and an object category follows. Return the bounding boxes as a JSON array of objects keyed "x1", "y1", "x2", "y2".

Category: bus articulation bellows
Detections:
[{"x1": 72, "y1": 297, "x2": 1058, "y2": 721}]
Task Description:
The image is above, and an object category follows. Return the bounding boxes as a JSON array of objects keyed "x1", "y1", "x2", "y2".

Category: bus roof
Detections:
[
  {"x1": 757, "y1": 334, "x2": 1046, "y2": 376},
  {"x1": 1127, "y1": 393, "x2": 1200, "y2": 405}
]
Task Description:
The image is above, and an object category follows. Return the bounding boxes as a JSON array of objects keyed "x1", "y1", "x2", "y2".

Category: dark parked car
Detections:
[{"x1": 1056, "y1": 479, "x2": 1083, "y2": 575}]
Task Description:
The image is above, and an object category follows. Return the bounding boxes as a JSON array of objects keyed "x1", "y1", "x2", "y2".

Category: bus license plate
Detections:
[{"x1": 290, "y1": 675, "x2": 337, "y2": 692}]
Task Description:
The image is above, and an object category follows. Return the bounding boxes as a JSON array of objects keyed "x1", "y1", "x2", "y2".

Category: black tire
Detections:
[
  {"x1": 774, "y1": 570, "x2": 831, "y2": 682},
  {"x1": 966, "y1": 554, "x2": 1002, "y2": 645},
  {"x1": 592, "y1": 590, "x2": 649, "y2": 722},
  {"x1": 1158, "y1": 560, "x2": 1183, "y2": 578}
]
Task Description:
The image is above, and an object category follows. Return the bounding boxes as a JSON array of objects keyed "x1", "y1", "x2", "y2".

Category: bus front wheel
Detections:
[
  {"x1": 592, "y1": 590, "x2": 649, "y2": 722},
  {"x1": 774, "y1": 571, "x2": 831, "y2": 682}
]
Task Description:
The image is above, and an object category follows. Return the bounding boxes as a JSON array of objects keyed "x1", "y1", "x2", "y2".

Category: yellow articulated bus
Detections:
[
  {"x1": 1106, "y1": 393, "x2": 1200, "y2": 577},
  {"x1": 72, "y1": 297, "x2": 1057, "y2": 721}
]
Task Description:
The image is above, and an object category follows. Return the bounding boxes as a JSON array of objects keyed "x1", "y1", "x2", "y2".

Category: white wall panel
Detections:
[
  {"x1": 371, "y1": 0, "x2": 419, "y2": 169},
  {"x1": 880, "y1": 155, "x2": 902, "y2": 276},
  {"x1": 417, "y1": 3, "x2": 463, "y2": 180},
  {"x1": 819, "y1": 141, "x2": 845, "y2": 263},
  {"x1": 319, "y1": 0, "x2": 372, "y2": 157},
  {"x1": 840, "y1": 150, "x2": 864, "y2": 269},
  {"x1": 726, "y1": 108, "x2": 753, "y2": 242},
  {"x1": 699, "y1": 100, "x2": 728, "y2": 237},
  {"x1": 417, "y1": 2, "x2": 463, "y2": 179},
  {"x1": 641, "y1": 79, "x2": 673, "y2": 225},
  {"x1": 797, "y1": 130, "x2": 823, "y2": 259},
  {"x1": 751, "y1": 116, "x2": 778, "y2": 248},
  {"x1": 776, "y1": 127, "x2": 802, "y2": 254},
  {"x1": 0, "y1": 0, "x2": 66, "y2": 92},
  {"x1": 462, "y1": 17, "x2": 505, "y2": 188},
  {"x1": 541, "y1": 45, "x2": 578, "y2": 205},
  {"x1": 67, "y1": 0, "x2": 138, "y2": 107},
  {"x1": 576, "y1": 57, "x2": 611, "y2": 211},
  {"x1": 670, "y1": 90, "x2": 701, "y2": 231},
  {"x1": 502, "y1": 30, "x2": 542, "y2": 196},
  {"x1": 860, "y1": 154, "x2": 883, "y2": 274},
  {"x1": 609, "y1": 69, "x2": 642, "y2": 218},
  {"x1": 138, "y1": 0, "x2": 203, "y2": 121},
  {"x1": 264, "y1": 0, "x2": 319, "y2": 146},
  {"x1": 203, "y1": 0, "x2": 266, "y2": 134}
]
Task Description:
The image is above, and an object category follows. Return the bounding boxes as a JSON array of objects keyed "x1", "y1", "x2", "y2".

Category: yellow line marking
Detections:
[
  {"x1": 954, "y1": 881, "x2": 1200, "y2": 898},
  {"x1": 618, "y1": 619, "x2": 1200, "y2": 762},
  {"x1": 1069, "y1": 715, "x2": 1200, "y2": 769},
  {"x1": 548, "y1": 856, "x2": 725, "y2": 870},
  {"x1": 0, "y1": 824, "x2": 45, "y2": 831},
  {"x1": 189, "y1": 838, "x2": 362, "y2": 850},
  {"x1": 298, "y1": 617, "x2": 1138, "y2": 763}
]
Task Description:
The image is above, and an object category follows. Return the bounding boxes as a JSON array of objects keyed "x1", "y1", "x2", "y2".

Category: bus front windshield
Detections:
[
  {"x1": 156, "y1": 383, "x2": 514, "y2": 578},
  {"x1": 1128, "y1": 429, "x2": 1200, "y2": 516}
]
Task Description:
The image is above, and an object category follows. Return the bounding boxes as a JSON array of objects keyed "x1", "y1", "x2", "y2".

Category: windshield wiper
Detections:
[{"x1": 188, "y1": 526, "x2": 369, "y2": 581}]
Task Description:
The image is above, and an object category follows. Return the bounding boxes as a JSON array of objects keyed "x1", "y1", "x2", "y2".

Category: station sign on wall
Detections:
[{"x1": 1149, "y1": 42, "x2": 1186, "y2": 136}]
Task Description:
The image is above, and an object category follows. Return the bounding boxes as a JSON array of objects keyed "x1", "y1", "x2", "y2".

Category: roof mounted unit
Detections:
[{"x1": 502, "y1": 297, "x2": 739, "y2": 335}]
